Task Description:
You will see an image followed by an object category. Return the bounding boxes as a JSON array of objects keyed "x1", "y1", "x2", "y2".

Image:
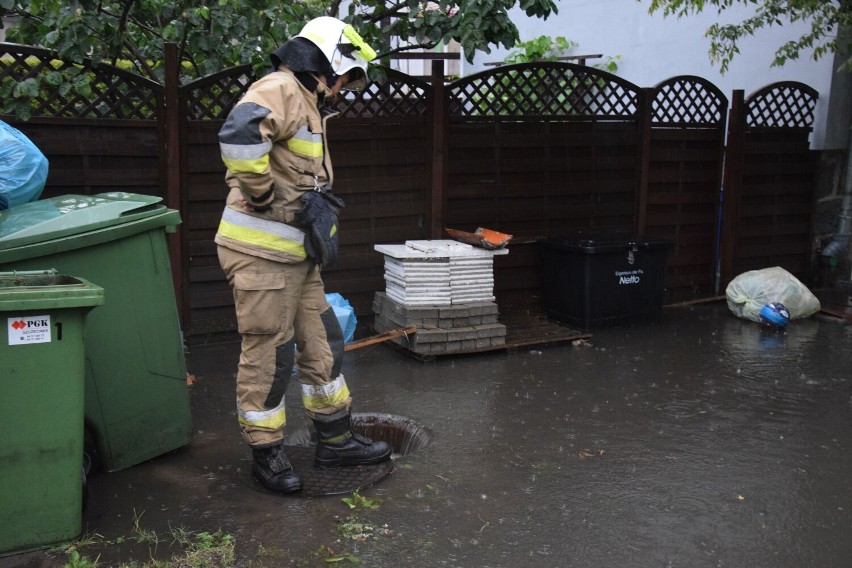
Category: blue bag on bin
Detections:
[
  {"x1": 326, "y1": 292, "x2": 357, "y2": 343},
  {"x1": 0, "y1": 121, "x2": 49, "y2": 210}
]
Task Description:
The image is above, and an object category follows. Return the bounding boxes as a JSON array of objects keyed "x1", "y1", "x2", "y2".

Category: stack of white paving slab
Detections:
[
  {"x1": 373, "y1": 240, "x2": 509, "y2": 356},
  {"x1": 381, "y1": 254, "x2": 451, "y2": 306},
  {"x1": 375, "y1": 240, "x2": 507, "y2": 306}
]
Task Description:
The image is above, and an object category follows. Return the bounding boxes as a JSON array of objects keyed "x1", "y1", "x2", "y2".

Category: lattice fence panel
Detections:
[
  {"x1": 181, "y1": 64, "x2": 253, "y2": 120},
  {"x1": 448, "y1": 62, "x2": 640, "y2": 119},
  {"x1": 746, "y1": 81, "x2": 818, "y2": 128},
  {"x1": 0, "y1": 43, "x2": 161, "y2": 119},
  {"x1": 184, "y1": 65, "x2": 431, "y2": 120},
  {"x1": 725, "y1": 81, "x2": 820, "y2": 285},
  {"x1": 652, "y1": 76, "x2": 727, "y2": 125},
  {"x1": 331, "y1": 67, "x2": 430, "y2": 118}
]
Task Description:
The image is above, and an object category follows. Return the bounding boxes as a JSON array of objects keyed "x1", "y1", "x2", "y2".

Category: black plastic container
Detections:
[{"x1": 539, "y1": 235, "x2": 674, "y2": 329}]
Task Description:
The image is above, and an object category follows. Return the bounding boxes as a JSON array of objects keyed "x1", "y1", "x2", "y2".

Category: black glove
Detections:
[{"x1": 294, "y1": 188, "x2": 345, "y2": 267}]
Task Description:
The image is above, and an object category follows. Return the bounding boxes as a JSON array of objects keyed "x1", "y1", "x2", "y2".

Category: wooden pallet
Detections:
[
  {"x1": 374, "y1": 306, "x2": 590, "y2": 360},
  {"x1": 500, "y1": 305, "x2": 592, "y2": 350}
]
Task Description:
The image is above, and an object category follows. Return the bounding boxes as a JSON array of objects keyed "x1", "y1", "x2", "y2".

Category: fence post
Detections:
[
  {"x1": 635, "y1": 87, "x2": 653, "y2": 235},
  {"x1": 429, "y1": 59, "x2": 447, "y2": 239},
  {"x1": 163, "y1": 43, "x2": 187, "y2": 329},
  {"x1": 719, "y1": 89, "x2": 746, "y2": 291}
]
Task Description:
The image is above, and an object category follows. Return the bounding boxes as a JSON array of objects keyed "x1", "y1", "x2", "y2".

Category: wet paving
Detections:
[{"x1": 4, "y1": 301, "x2": 852, "y2": 567}]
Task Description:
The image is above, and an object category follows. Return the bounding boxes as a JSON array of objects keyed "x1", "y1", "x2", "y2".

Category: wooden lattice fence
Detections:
[
  {"x1": 644, "y1": 76, "x2": 728, "y2": 299},
  {"x1": 0, "y1": 43, "x2": 161, "y2": 120},
  {"x1": 0, "y1": 44, "x2": 164, "y2": 200},
  {"x1": 720, "y1": 82, "x2": 819, "y2": 289},
  {"x1": 444, "y1": 63, "x2": 643, "y2": 304},
  {"x1": 0, "y1": 44, "x2": 821, "y2": 340}
]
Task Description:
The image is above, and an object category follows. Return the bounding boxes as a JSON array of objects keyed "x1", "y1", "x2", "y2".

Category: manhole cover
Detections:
[
  {"x1": 258, "y1": 413, "x2": 432, "y2": 497},
  {"x1": 287, "y1": 446, "x2": 394, "y2": 497}
]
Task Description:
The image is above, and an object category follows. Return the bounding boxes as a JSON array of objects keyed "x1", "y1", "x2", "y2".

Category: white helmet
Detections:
[{"x1": 298, "y1": 16, "x2": 377, "y2": 90}]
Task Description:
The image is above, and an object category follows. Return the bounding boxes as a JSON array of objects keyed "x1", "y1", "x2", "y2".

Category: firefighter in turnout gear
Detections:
[{"x1": 216, "y1": 16, "x2": 390, "y2": 495}]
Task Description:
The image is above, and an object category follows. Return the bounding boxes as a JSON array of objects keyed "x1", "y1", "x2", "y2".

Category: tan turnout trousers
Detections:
[{"x1": 217, "y1": 246, "x2": 351, "y2": 447}]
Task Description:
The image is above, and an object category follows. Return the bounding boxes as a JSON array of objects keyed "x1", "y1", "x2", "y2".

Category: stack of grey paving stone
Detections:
[{"x1": 373, "y1": 240, "x2": 508, "y2": 356}]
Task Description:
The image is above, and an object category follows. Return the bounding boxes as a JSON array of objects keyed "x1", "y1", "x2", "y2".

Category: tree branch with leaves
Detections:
[
  {"x1": 646, "y1": 0, "x2": 852, "y2": 73},
  {"x1": 1, "y1": 0, "x2": 559, "y2": 118},
  {"x1": 3, "y1": 0, "x2": 559, "y2": 75}
]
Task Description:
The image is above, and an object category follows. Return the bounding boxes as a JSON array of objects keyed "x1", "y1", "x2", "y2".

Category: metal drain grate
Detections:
[{"x1": 285, "y1": 446, "x2": 394, "y2": 497}]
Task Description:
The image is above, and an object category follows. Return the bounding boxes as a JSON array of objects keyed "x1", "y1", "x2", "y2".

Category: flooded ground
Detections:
[{"x1": 5, "y1": 301, "x2": 852, "y2": 567}]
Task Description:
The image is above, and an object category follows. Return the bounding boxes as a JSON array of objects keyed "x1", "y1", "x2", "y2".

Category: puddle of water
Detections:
[{"x1": 72, "y1": 304, "x2": 852, "y2": 568}]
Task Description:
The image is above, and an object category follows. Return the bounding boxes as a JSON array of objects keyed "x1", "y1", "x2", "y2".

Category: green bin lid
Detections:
[
  {"x1": 0, "y1": 193, "x2": 180, "y2": 263},
  {"x1": 0, "y1": 192, "x2": 173, "y2": 249},
  {"x1": 0, "y1": 270, "x2": 104, "y2": 311}
]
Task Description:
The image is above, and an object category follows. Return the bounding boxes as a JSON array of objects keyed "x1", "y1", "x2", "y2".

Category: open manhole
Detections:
[
  {"x1": 274, "y1": 413, "x2": 432, "y2": 497},
  {"x1": 350, "y1": 413, "x2": 433, "y2": 458}
]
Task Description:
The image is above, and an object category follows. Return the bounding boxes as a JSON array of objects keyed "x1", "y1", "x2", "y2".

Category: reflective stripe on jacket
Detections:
[{"x1": 217, "y1": 208, "x2": 307, "y2": 260}]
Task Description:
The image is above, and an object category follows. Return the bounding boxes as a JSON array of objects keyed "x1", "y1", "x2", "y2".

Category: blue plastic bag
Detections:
[
  {"x1": 292, "y1": 293, "x2": 358, "y2": 375},
  {"x1": 0, "y1": 121, "x2": 49, "y2": 211},
  {"x1": 326, "y1": 292, "x2": 357, "y2": 343}
]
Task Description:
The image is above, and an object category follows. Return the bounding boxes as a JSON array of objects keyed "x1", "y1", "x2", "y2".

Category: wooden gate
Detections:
[
  {"x1": 644, "y1": 76, "x2": 728, "y2": 301},
  {"x1": 720, "y1": 82, "x2": 819, "y2": 290}
]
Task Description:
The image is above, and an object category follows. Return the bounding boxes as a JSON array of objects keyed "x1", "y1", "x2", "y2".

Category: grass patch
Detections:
[
  {"x1": 59, "y1": 490, "x2": 394, "y2": 567},
  {"x1": 59, "y1": 525, "x2": 235, "y2": 568}
]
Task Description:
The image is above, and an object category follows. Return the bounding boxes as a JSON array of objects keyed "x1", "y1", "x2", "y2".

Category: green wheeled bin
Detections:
[
  {"x1": 0, "y1": 270, "x2": 104, "y2": 555},
  {"x1": 0, "y1": 193, "x2": 191, "y2": 472}
]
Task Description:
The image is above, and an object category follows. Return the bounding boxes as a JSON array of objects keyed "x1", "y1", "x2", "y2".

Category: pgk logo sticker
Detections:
[{"x1": 7, "y1": 315, "x2": 52, "y2": 345}]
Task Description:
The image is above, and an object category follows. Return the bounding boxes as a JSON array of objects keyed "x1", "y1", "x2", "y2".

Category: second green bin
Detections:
[
  {"x1": 0, "y1": 193, "x2": 191, "y2": 472},
  {"x1": 0, "y1": 271, "x2": 103, "y2": 555}
]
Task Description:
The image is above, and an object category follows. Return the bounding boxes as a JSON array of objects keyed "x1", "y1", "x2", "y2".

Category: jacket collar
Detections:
[{"x1": 277, "y1": 65, "x2": 331, "y2": 100}]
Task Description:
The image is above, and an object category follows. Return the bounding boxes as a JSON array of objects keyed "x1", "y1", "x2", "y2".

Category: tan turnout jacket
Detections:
[{"x1": 215, "y1": 66, "x2": 336, "y2": 264}]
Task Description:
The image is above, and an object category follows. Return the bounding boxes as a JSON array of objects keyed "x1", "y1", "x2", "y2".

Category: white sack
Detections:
[{"x1": 725, "y1": 266, "x2": 820, "y2": 322}]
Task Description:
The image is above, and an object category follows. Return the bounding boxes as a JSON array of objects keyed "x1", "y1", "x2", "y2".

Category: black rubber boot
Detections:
[
  {"x1": 313, "y1": 410, "x2": 392, "y2": 468},
  {"x1": 251, "y1": 443, "x2": 302, "y2": 494}
]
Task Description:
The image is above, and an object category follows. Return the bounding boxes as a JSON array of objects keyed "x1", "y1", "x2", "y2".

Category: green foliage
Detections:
[
  {"x1": 180, "y1": 530, "x2": 235, "y2": 567},
  {"x1": 64, "y1": 550, "x2": 99, "y2": 568},
  {"x1": 349, "y1": 0, "x2": 558, "y2": 64},
  {"x1": 482, "y1": 35, "x2": 620, "y2": 117},
  {"x1": 504, "y1": 34, "x2": 620, "y2": 73},
  {"x1": 504, "y1": 35, "x2": 578, "y2": 64},
  {"x1": 646, "y1": 0, "x2": 852, "y2": 73},
  {"x1": 1, "y1": 0, "x2": 559, "y2": 119},
  {"x1": 57, "y1": 525, "x2": 237, "y2": 568},
  {"x1": 131, "y1": 509, "x2": 160, "y2": 546},
  {"x1": 340, "y1": 490, "x2": 381, "y2": 511},
  {"x1": 595, "y1": 54, "x2": 622, "y2": 74},
  {"x1": 1, "y1": 0, "x2": 559, "y2": 76},
  {"x1": 193, "y1": 531, "x2": 234, "y2": 551},
  {"x1": 1, "y1": 0, "x2": 324, "y2": 81}
]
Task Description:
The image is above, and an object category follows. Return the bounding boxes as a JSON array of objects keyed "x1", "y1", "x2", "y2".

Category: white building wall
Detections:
[{"x1": 463, "y1": 0, "x2": 836, "y2": 148}]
